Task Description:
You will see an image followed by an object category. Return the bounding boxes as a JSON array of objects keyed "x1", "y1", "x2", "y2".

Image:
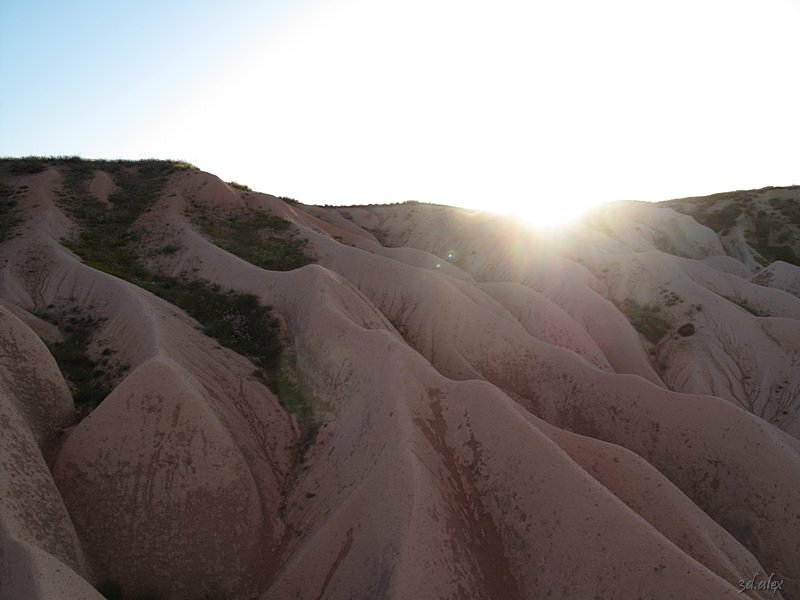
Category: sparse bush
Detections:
[
  {"x1": 723, "y1": 294, "x2": 763, "y2": 317},
  {"x1": 652, "y1": 234, "x2": 679, "y2": 256},
  {"x1": 42, "y1": 308, "x2": 112, "y2": 408},
  {"x1": 0, "y1": 182, "x2": 22, "y2": 241},
  {"x1": 171, "y1": 160, "x2": 197, "y2": 170},
  {"x1": 621, "y1": 299, "x2": 670, "y2": 344},
  {"x1": 660, "y1": 288, "x2": 683, "y2": 307},
  {"x1": 754, "y1": 244, "x2": 800, "y2": 267},
  {"x1": 228, "y1": 181, "x2": 252, "y2": 192},
  {"x1": 192, "y1": 207, "x2": 314, "y2": 271},
  {"x1": 275, "y1": 375, "x2": 313, "y2": 425},
  {"x1": 692, "y1": 203, "x2": 742, "y2": 234},
  {"x1": 7, "y1": 157, "x2": 47, "y2": 175},
  {"x1": 677, "y1": 323, "x2": 695, "y2": 336}
]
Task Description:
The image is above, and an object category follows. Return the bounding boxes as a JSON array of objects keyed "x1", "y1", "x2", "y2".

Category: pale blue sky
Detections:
[
  {"x1": 1, "y1": 0, "x2": 308, "y2": 158},
  {"x1": 2, "y1": 0, "x2": 799, "y2": 223}
]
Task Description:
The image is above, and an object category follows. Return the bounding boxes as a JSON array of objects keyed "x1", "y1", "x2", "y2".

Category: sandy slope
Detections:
[
  {"x1": 2, "y1": 168, "x2": 297, "y2": 598},
  {"x1": 1, "y1": 164, "x2": 798, "y2": 599},
  {"x1": 0, "y1": 305, "x2": 101, "y2": 600},
  {"x1": 341, "y1": 201, "x2": 800, "y2": 436}
]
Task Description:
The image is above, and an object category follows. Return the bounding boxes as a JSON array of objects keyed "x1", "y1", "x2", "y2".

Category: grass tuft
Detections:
[
  {"x1": 0, "y1": 182, "x2": 23, "y2": 241},
  {"x1": 228, "y1": 181, "x2": 252, "y2": 192},
  {"x1": 36, "y1": 306, "x2": 118, "y2": 413},
  {"x1": 192, "y1": 206, "x2": 314, "y2": 271},
  {"x1": 620, "y1": 299, "x2": 671, "y2": 344},
  {"x1": 722, "y1": 294, "x2": 763, "y2": 317}
]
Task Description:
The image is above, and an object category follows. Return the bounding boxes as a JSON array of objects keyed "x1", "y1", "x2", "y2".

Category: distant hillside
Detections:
[
  {"x1": 663, "y1": 185, "x2": 800, "y2": 267},
  {"x1": 1, "y1": 157, "x2": 799, "y2": 600}
]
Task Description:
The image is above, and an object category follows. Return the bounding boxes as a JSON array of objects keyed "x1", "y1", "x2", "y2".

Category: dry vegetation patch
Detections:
[
  {"x1": 189, "y1": 201, "x2": 314, "y2": 271},
  {"x1": 4, "y1": 157, "x2": 314, "y2": 424}
]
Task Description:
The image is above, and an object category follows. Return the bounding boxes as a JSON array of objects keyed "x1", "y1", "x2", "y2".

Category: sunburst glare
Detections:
[{"x1": 486, "y1": 197, "x2": 593, "y2": 231}]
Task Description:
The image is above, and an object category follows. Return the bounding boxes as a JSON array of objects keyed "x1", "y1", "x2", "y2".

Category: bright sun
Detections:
[{"x1": 498, "y1": 198, "x2": 591, "y2": 230}]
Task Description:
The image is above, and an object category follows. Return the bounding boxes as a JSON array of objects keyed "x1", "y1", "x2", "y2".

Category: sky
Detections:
[{"x1": 2, "y1": 0, "x2": 799, "y2": 225}]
